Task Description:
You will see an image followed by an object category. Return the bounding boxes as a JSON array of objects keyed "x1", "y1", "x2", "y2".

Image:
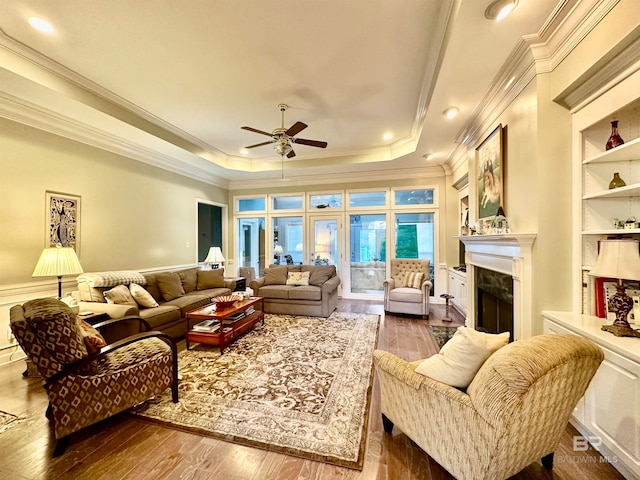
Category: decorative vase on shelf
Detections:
[
  {"x1": 606, "y1": 120, "x2": 624, "y2": 150},
  {"x1": 609, "y1": 172, "x2": 626, "y2": 189}
]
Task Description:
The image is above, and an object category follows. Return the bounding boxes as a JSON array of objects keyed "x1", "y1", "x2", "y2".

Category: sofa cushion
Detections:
[
  {"x1": 197, "y1": 269, "x2": 225, "y2": 289},
  {"x1": 288, "y1": 285, "x2": 322, "y2": 301},
  {"x1": 142, "y1": 273, "x2": 164, "y2": 302},
  {"x1": 303, "y1": 265, "x2": 336, "y2": 286},
  {"x1": 163, "y1": 294, "x2": 210, "y2": 317},
  {"x1": 186, "y1": 287, "x2": 231, "y2": 299},
  {"x1": 129, "y1": 283, "x2": 159, "y2": 308},
  {"x1": 258, "y1": 284, "x2": 295, "y2": 299},
  {"x1": 389, "y1": 287, "x2": 424, "y2": 303},
  {"x1": 415, "y1": 327, "x2": 510, "y2": 388},
  {"x1": 156, "y1": 272, "x2": 186, "y2": 301},
  {"x1": 177, "y1": 267, "x2": 199, "y2": 293},
  {"x1": 138, "y1": 305, "x2": 181, "y2": 330},
  {"x1": 286, "y1": 271, "x2": 310, "y2": 286},
  {"x1": 402, "y1": 271, "x2": 424, "y2": 289},
  {"x1": 103, "y1": 284, "x2": 138, "y2": 306},
  {"x1": 264, "y1": 266, "x2": 288, "y2": 285}
]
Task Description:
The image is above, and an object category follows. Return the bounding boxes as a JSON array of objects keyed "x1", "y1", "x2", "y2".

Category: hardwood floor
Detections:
[{"x1": 0, "y1": 300, "x2": 625, "y2": 480}]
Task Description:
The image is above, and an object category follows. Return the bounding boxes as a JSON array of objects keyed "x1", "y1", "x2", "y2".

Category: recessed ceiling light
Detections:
[
  {"x1": 383, "y1": 133, "x2": 393, "y2": 141},
  {"x1": 422, "y1": 153, "x2": 434, "y2": 160},
  {"x1": 28, "y1": 17, "x2": 54, "y2": 34},
  {"x1": 240, "y1": 148, "x2": 249, "y2": 155},
  {"x1": 443, "y1": 107, "x2": 459, "y2": 119},
  {"x1": 484, "y1": 0, "x2": 518, "y2": 21}
]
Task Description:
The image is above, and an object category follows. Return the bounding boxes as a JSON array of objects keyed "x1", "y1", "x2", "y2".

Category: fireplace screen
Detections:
[{"x1": 475, "y1": 267, "x2": 514, "y2": 341}]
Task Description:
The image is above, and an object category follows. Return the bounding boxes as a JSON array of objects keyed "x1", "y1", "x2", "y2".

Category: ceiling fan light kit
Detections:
[{"x1": 241, "y1": 104, "x2": 328, "y2": 160}]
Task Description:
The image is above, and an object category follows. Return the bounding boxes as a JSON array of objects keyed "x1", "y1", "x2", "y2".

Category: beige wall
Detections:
[{"x1": 0, "y1": 118, "x2": 227, "y2": 286}]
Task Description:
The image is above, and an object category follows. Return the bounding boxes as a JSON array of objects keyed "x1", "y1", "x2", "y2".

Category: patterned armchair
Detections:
[
  {"x1": 373, "y1": 334, "x2": 604, "y2": 480},
  {"x1": 383, "y1": 259, "x2": 432, "y2": 318},
  {"x1": 10, "y1": 298, "x2": 178, "y2": 455}
]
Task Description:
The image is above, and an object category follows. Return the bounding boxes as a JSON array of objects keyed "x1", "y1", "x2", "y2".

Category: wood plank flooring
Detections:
[{"x1": 0, "y1": 300, "x2": 626, "y2": 479}]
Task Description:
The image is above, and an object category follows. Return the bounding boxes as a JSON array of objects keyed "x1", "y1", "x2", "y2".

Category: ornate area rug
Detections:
[
  {"x1": 0, "y1": 411, "x2": 23, "y2": 434},
  {"x1": 132, "y1": 312, "x2": 380, "y2": 470}
]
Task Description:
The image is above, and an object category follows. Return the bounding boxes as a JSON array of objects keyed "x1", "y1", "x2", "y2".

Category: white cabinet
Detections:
[
  {"x1": 544, "y1": 311, "x2": 640, "y2": 480},
  {"x1": 448, "y1": 268, "x2": 467, "y2": 316}
]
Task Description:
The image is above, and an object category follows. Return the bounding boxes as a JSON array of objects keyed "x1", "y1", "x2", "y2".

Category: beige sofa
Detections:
[
  {"x1": 76, "y1": 267, "x2": 234, "y2": 338},
  {"x1": 249, "y1": 265, "x2": 340, "y2": 317}
]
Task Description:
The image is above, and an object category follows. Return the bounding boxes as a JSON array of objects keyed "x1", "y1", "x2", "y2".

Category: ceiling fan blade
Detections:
[
  {"x1": 287, "y1": 149, "x2": 296, "y2": 158},
  {"x1": 245, "y1": 141, "x2": 273, "y2": 149},
  {"x1": 293, "y1": 138, "x2": 328, "y2": 148},
  {"x1": 285, "y1": 121, "x2": 307, "y2": 137},
  {"x1": 241, "y1": 126, "x2": 273, "y2": 137}
]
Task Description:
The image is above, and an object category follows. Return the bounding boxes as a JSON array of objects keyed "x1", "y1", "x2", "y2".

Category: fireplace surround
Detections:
[{"x1": 458, "y1": 234, "x2": 536, "y2": 340}]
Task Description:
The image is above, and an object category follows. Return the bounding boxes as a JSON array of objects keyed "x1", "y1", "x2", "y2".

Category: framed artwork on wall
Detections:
[
  {"x1": 476, "y1": 124, "x2": 504, "y2": 222},
  {"x1": 45, "y1": 191, "x2": 81, "y2": 253}
]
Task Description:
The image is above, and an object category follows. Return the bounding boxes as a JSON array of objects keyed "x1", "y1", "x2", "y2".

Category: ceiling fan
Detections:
[{"x1": 241, "y1": 104, "x2": 328, "y2": 158}]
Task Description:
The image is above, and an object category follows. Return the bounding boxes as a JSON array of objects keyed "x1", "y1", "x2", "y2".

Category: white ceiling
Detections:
[{"x1": 0, "y1": 0, "x2": 562, "y2": 185}]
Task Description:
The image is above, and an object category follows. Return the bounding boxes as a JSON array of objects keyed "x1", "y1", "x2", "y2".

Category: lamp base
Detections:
[{"x1": 601, "y1": 323, "x2": 640, "y2": 337}]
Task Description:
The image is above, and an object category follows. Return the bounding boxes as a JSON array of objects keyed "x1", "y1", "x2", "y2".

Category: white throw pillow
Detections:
[
  {"x1": 286, "y1": 271, "x2": 310, "y2": 286},
  {"x1": 129, "y1": 283, "x2": 159, "y2": 308},
  {"x1": 415, "y1": 327, "x2": 510, "y2": 388},
  {"x1": 103, "y1": 284, "x2": 138, "y2": 306}
]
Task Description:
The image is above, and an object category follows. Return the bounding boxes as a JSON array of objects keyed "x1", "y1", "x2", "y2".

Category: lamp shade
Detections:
[
  {"x1": 204, "y1": 246, "x2": 225, "y2": 264},
  {"x1": 32, "y1": 244, "x2": 83, "y2": 278},
  {"x1": 589, "y1": 239, "x2": 640, "y2": 281},
  {"x1": 273, "y1": 245, "x2": 284, "y2": 255}
]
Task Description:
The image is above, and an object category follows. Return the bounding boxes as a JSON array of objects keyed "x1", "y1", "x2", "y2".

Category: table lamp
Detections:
[
  {"x1": 589, "y1": 239, "x2": 640, "y2": 337},
  {"x1": 204, "y1": 246, "x2": 225, "y2": 270},
  {"x1": 32, "y1": 243, "x2": 84, "y2": 299},
  {"x1": 273, "y1": 245, "x2": 284, "y2": 264}
]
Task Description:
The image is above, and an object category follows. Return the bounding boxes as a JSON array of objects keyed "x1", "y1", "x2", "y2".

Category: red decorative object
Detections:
[{"x1": 606, "y1": 120, "x2": 624, "y2": 150}]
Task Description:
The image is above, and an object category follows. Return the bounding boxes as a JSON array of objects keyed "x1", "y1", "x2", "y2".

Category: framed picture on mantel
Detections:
[{"x1": 476, "y1": 124, "x2": 504, "y2": 222}]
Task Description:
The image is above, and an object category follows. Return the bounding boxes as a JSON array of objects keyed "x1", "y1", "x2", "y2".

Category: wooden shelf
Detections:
[
  {"x1": 583, "y1": 182, "x2": 640, "y2": 199},
  {"x1": 583, "y1": 136, "x2": 640, "y2": 165},
  {"x1": 582, "y1": 229, "x2": 640, "y2": 235}
]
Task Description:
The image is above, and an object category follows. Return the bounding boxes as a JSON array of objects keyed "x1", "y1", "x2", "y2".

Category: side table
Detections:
[
  {"x1": 77, "y1": 311, "x2": 110, "y2": 325},
  {"x1": 225, "y1": 277, "x2": 246, "y2": 292}
]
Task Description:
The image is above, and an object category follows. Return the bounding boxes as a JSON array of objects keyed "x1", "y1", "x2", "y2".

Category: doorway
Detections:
[{"x1": 198, "y1": 202, "x2": 223, "y2": 262}]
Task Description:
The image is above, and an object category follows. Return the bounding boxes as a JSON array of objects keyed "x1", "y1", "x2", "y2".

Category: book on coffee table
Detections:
[{"x1": 193, "y1": 320, "x2": 219, "y2": 332}]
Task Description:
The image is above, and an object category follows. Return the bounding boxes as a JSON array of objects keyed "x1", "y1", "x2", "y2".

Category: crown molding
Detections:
[
  {"x1": 0, "y1": 92, "x2": 229, "y2": 188},
  {"x1": 447, "y1": 0, "x2": 616, "y2": 167},
  {"x1": 226, "y1": 165, "x2": 445, "y2": 190}
]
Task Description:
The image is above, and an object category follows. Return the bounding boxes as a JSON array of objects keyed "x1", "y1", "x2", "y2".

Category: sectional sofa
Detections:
[
  {"x1": 75, "y1": 267, "x2": 235, "y2": 339},
  {"x1": 249, "y1": 264, "x2": 340, "y2": 317}
]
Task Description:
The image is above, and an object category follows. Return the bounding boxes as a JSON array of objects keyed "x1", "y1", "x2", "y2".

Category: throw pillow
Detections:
[
  {"x1": 156, "y1": 272, "x2": 186, "y2": 301},
  {"x1": 402, "y1": 271, "x2": 424, "y2": 289},
  {"x1": 103, "y1": 284, "x2": 138, "y2": 306},
  {"x1": 264, "y1": 266, "x2": 288, "y2": 285},
  {"x1": 306, "y1": 265, "x2": 335, "y2": 286},
  {"x1": 415, "y1": 327, "x2": 510, "y2": 388},
  {"x1": 286, "y1": 271, "x2": 310, "y2": 286},
  {"x1": 196, "y1": 268, "x2": 225, "y2": 290},
  {"x1": 76, "y1": 318, "x2": 107, "y2": 354},
  {"x1": 177, "y1": 267, "x2": 199, "y2": 293},
  {"x1": 129, "y1": 283, "x2": 159, "y2": 308}
]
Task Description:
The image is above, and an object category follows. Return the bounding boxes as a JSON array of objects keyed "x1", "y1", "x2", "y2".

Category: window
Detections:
[
  {"x1": 273, "y1": 216, "x2": 303, "y2": 265},
  {"x1": 394, "y1": 212, "x2": 435, "y2": 291},
  {"x1": 349, "y1": 190, "x2": 387, "y2": 208},
  {"x1": 272, "y1": 195, "x2": 303, "y2": 211},
  {"x1": 309, "y1": 193, "x2": 342, "y2": 209},
  {"x1": 349, "y1": 214, "x2": 387, "y2": 294},
  {"x1": 237, "y1": 217, "x2": 265, "y2": 277},
  {"x1": 237, "y1": 197, "x2": 265, "y2": 212},
  {"x1": 393, "y1": 188, "x2": 435, "y2": 206}
]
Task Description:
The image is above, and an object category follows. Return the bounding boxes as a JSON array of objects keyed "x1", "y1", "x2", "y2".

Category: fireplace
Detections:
[
  {"x1": 459, "y1": 234, "x2": 536, "y2": 340},
  {"x1": 476, "y1": 267, "x2": 514, "y2": 340}
]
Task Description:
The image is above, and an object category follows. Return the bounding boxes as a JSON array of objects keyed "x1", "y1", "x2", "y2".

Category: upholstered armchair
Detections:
[
  {"x1": 383, "y1": 259, "x2": 432, "y2": 318},
  {"x1": 10, "y1": 298, "x2": 178, "y2": 455},
  {"x1": 373, "y1": 334, "x2": 604, "y2": 480}
]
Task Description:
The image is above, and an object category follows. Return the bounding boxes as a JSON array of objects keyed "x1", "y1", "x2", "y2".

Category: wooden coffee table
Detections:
[{"x1": 185, "y1": 296, "x2": 264, "y2": 353}]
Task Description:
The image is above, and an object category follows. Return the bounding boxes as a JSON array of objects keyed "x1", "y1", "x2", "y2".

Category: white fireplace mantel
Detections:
[{"x1": 457, "y1": 234, "x2": 537, "y2": 340}]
